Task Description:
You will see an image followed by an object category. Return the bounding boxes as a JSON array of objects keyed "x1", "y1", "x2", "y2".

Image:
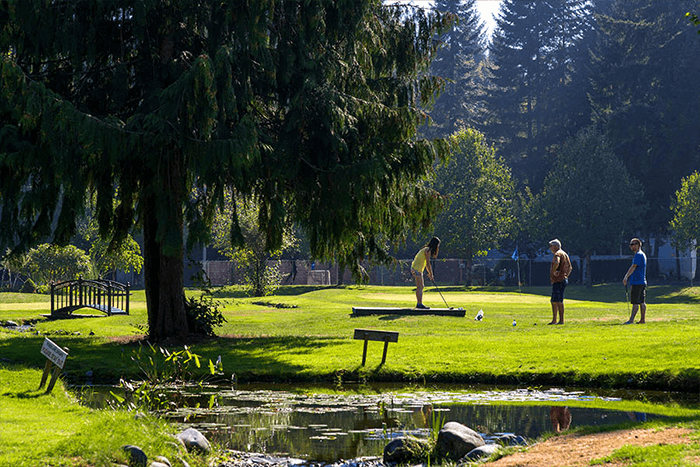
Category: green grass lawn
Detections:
[
  {"x1": 2, "y1": 284, "x2": 700, "y2": 466},
  {"x1": 2, "y1": 284, "x2": 700, "y2": 390},
  {"x1": 0, "y1": 365, "x2": 196, "y2": 467}
]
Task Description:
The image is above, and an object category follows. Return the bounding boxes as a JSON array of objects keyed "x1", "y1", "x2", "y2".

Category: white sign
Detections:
[{"x1": 41, "y1": 338, "x2": 68, "y2": 369}]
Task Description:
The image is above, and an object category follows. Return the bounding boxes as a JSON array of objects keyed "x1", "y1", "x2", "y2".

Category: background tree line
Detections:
[{"x1": 413, "y1": 0, "x2": 700, "y2": 276}]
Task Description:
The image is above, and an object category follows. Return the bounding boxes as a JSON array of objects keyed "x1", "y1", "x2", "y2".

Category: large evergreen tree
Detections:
[
  {"x1": 487, "y1": 0, "x2": 592, "y2": 190},
  {"x1": 589, "y1": 0, "x2": 700, "y2": 238},
  {"x1": 422, "y1": 0, "x2": 488, "y2": 138},
  {"x1": 0, "y1": 1, "x2": 451, "y2": 340}
]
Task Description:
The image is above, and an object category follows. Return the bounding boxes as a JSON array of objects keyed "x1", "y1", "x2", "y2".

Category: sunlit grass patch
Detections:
[
  {"x1": 591, "y1": 442, "x2": 699, "y2": 467},
  {"x1": 0, "y1": 365, "x2": 190, "y2": 467}
]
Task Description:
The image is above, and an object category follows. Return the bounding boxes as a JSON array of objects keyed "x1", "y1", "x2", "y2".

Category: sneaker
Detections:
[{"x1": 416, "y1": 303, "x2": 430, "y2": 309}]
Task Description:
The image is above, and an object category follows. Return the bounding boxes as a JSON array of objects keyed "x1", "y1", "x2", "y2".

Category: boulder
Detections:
[
  {"x1": 436, "y1": 421, "x2": 485, "y2": 461},
  {"x1": 151, "y1": 456, "x2": 171, "y2": 466},
  {"x1": 464, "y1": 443, "x2": 501, "y2": 461},
  {"x1": 122, "y1": 445, "x2": 148, "y2": 467},
  {"x1": 176, "y1": 428, "x2": 211, "y2": 454},
  {"x1": 383, "y1": 436, "x2": 432, "y2": 464},
  {"x1": 497, "y1": 433, "x2": 528, "y2": 446}
]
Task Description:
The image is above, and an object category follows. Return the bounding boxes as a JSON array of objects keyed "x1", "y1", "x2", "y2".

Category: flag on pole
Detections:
[{"x1": 511, "y1": 247, "x2": 519, "y2": 261}]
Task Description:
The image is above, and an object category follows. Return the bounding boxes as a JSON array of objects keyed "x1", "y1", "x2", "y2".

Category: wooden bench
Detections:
[{"x1": 353, "y1": 328, "x2": 399, "y2": 366}]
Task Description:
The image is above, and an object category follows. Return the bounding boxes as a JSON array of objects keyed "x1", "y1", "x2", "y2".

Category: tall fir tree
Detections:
[
  {"x1": 487, "y1": 0, "x2": 593, "y2": 190},
  {"x1": 421, "y1": 0, "x2": 488, "y2": 139},
  {"x1": 589, "y1": 0, "x2": 700, "y2": 238},
  {"x1": 0, "y1": 1, "x2": 451, "y2": 340}
]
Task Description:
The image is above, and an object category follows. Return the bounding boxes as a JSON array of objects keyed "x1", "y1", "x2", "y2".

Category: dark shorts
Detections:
[
  {"x1": 630, "y1": 284, "x2": 646, "y2": 304},
  {"x1": 551, "y1": 279, "x2": 568, "y2": 303}
]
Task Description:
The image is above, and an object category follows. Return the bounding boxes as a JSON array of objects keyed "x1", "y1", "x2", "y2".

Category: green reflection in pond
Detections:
[{"x1": 156, "y1": 385, "x2": 678, "y2": 463}]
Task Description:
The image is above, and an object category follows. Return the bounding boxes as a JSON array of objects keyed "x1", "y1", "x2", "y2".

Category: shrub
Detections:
[
  {"x1": 20, "y1": 278, "x2": 36, "y2": 294},
  {"x1": 184, "y1": 292, "x2": 227, "y2": 336},
  {"x1": 23, "y1": 244, "x2": 92, "y2": 284}
]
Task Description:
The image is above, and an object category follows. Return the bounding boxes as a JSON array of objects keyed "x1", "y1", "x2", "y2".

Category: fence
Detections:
[
  {"x1": 200, "y1": 254, "x2": 697, "y2": 288},
  {"x1": 1, "y1": 253, "x2": 696, "y2": 293}
]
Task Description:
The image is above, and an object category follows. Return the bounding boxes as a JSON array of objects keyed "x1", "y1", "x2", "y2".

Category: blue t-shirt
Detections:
[{"x1": 630, "y1": 250, "x2": 647, "y2": 285}]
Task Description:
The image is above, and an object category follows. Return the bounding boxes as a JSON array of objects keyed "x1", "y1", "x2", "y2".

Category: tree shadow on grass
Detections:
[
  {"x1": 1, "y1": 334, "x2": 340, "y2": 384},
  {"x1": 646, "y1": 285, "x2": 700, "y2": 304},
  {"x1": 566, "y1": 284, "x2": 700, "y2": 304},
  {"x1": 2, "y1": 389, "x2": 48, "y2": 399}
]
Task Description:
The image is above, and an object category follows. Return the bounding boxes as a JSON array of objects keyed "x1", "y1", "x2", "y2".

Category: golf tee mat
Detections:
[{"x1": 351, "y1": 307, "x2": 465, "y2": 317}]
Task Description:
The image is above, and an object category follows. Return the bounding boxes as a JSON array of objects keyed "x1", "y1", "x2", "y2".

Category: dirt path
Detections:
[{"x1": 483, "y1": 427, "x2": 695, "y2": 467}]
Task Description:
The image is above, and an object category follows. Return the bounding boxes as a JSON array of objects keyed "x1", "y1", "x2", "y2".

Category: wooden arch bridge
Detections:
[{"x1": 50, "y1": 278, "x2": 130, "y2": 317}]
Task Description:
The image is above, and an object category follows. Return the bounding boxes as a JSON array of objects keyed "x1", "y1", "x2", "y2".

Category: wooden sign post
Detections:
[
  {"x1": 39, "y1": 337, "x2": 69, "y2": 394},
  {"x1": 353, "y1": 329, "x2": 399, "y2": 366}
]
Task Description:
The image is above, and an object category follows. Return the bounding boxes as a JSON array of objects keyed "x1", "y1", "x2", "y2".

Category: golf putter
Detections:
[
  {"x1": 430, "y1": 276, "x2": 452, "y2": 309},
  {"x1": 625, "y1": 283, "x2": 630, "y2": 313}
]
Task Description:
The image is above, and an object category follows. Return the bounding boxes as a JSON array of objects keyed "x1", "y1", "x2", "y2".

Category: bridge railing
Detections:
[{"x1": 50, "y1": 277, "x2": 130, "y2": 317}]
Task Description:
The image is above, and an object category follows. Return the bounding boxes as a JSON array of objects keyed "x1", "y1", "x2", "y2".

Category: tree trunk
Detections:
[{"x1": 141, "y1": 156, "x2": 188, "y2": 341}]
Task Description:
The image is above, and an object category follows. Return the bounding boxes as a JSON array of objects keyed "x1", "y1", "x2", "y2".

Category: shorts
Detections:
[
  {"x1": 551, "y1": 279, "x2": 568, "y2": 303},
  {"x1": 630, "y1": 284, "x2": 646, "y2": 304}
]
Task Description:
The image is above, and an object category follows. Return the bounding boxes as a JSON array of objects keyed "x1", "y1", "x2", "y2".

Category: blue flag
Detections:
[{"x1": 512, "y1": 247, "x2": 519, "y2": 261}]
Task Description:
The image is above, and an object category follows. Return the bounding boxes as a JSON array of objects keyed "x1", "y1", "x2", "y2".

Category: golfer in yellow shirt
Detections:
[{"x1": 411, "y1": 237, "x2": 440, "y2": 309}]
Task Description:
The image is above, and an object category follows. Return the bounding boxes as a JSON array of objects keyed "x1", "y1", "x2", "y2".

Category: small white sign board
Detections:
[{"x1": 41, "y1": 338, "x2": 68, "y2": 369}]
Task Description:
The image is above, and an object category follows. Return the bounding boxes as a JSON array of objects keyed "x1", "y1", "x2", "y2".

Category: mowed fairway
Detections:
[
  {"x1": 1, "y1": 285, "x2": 699, "y2": 390},
  {"x1": 202, "y1": 285, "x2": 700, "y2": 389}
]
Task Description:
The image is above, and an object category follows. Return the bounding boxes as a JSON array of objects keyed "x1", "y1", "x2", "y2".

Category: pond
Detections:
[{"x1": 121, "y1": 384, "x2": 688, "y2": 463}]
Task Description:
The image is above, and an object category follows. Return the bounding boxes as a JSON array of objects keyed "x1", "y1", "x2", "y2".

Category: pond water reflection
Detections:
[{"x1": 157, "y1": 385, "x2": 672, "y2": 463}]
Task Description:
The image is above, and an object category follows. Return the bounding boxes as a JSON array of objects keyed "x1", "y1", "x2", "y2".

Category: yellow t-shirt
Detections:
[{"x1": 412, "y1": 247, "x2": 429, "y2": 272}]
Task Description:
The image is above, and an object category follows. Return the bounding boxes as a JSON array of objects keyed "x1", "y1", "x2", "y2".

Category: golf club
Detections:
[
  {"x1": 625, "y1": 283, "x2": 630, "y2": 314},
  {"x1": 430, "y1": 276, "x2": 453, "y2": 309}
]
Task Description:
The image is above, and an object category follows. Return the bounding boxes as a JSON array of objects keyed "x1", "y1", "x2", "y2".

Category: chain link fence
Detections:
[{"x1": 197, "y1": 254, "x2": 697, "y2": 288}]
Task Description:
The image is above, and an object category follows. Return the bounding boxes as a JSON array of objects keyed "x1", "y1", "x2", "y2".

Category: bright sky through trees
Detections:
[
  {"x1": 475, "y1": 0, "x2": 500, "y2": 35},
  {"x1": 397, "y1": 0, "x2": 501, "y2": 36}
]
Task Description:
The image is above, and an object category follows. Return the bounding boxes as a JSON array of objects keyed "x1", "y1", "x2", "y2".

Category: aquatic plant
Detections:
[{"x1": 110, "y1": 342, "x2": 223, "y2": 413}]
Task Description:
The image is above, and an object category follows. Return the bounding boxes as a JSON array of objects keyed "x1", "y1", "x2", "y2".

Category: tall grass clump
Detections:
[{"x1": 110, "y1": 343, "x2": 224, "y2": 413}]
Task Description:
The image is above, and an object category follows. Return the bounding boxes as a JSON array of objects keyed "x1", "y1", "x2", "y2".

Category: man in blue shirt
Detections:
[{"x1": 622, "y1": 238, "x2": 647, "y2": 324}]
